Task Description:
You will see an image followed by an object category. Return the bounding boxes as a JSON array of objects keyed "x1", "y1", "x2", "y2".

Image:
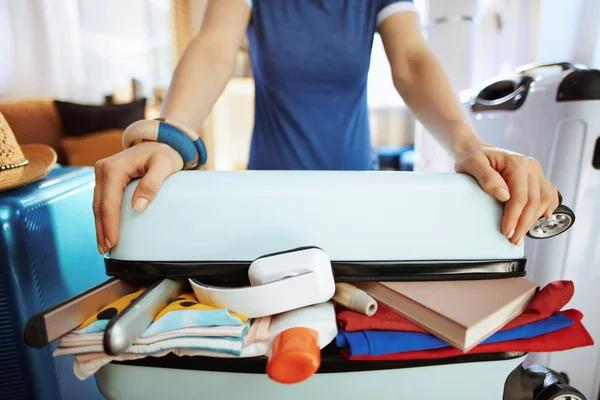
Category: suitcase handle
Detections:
[
  {"x1": 103, "y1": 278, "x2": 185, "y2": 355},
  {"x1": 515, "y1": 62, "x2": 580, "y2": 74}
]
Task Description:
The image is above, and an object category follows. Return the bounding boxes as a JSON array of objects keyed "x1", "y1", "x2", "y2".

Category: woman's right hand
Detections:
[{"x1": 93, "y1": 141, "x2": 183, "y2": 254}]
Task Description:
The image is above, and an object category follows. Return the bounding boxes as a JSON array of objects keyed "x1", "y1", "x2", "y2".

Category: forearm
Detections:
[
  {"x1": 392, "y1": 49, "x2": 483, "y2": 158},
  {"x1": 159, "y1": 0, "x2": 251, "y2": 130},
  {"x1": 160, "y1": 36, "x2": 236, "y2": 130}
]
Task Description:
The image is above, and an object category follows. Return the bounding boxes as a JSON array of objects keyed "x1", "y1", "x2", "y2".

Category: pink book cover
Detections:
[{"x1": 357, "y1": 278, "x2": 539, "y2": 351}]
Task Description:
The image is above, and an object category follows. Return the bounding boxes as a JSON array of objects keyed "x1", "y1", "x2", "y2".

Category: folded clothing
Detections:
[
  {"x1": 151, "y1": 293, "x2": 248, "y2": 326},
  {"x1": 72, "y1": 302, "x2": 339, "y2": 380},
  {"x1": 74, "y1": 287, "x2": 148, "y2": 334},
  {"x1": 59, "y1": 325, "x2": 248, "y2": 348},
  {"x1": 54, "y1": 335, "x2": 245, "y2": 357},
  {"x1": 244, "y1": 316, "x2": 271, "y2": 346},
  {"x1": 69, "y1": 316, "x2": 272, "y2": 381},
  {"x1": 336, "y1": 312, "x2": 573, "y2": 356},
  {"x1": 73, "y1": 291, "x2": 248, "y2": 335},
  {"x1": 60, "y1": 316, "x2": 270, "y2": 349},
  {"x1": 336, "y1": 280, "x2": 574, "y2": 334},
  {"x1": 55, "y1": 290, "x2": 252, "y2": 362},
  {"x1": 143, "y1": 293, "x2": 247, "y2": 337},
  {"x1": 343, "y1": 309, "x2": 594, "y2": 361},
  {"x1": 71, "y1": 318, "x2": 273, "y2": 380}
]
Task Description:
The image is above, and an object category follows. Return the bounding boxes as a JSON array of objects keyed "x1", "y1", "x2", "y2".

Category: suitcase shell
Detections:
[
  {"x1": 96, "y1": 171, "x2": 533, "y2": 399},
  {"x1": 95, "y1": 351, "x2": 527, "y2": 400},
  {"x1": 0, "y1": 166, "x2": 107, "y2": 400},
  {"x1": 108, "y1": 170, "x2": 524, "y2": 266},
  {"x1": 22, "y1": 171, "x2": 581, "y2": 399},
  {"x1": 460, "y1": 63, "x2": 600, "y2": 399}
]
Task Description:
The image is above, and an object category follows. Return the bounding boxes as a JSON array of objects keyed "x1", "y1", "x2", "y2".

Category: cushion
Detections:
[
  {"x1": 0, "y1": 99, "x2": 63, "y2": 159},
  {"x1": 61, "y1": 130, "x2": 124, "y2": 166},
  {"x1": 54, "y1": 98, "x2": 146, "y2": 137}
]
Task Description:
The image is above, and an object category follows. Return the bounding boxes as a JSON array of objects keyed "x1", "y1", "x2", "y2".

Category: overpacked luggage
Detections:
[{"x1": 24, "y1": 171, "x2": 593, "y2": 399}]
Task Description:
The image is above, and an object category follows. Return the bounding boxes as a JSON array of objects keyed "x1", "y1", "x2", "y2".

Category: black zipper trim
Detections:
[
  {"x1": 110, "y1": 342, "x2": 527, "y2": 373},
  {"x1": 105, "y1": 258, "x2": 527, "y2": 285}
]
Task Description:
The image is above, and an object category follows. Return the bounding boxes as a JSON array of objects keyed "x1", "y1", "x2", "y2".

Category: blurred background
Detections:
[
  {"x1": 2, "y1": 1, "x2": 600, "y2": 399},
  {"x1": 0, "y1": 0, "x2": 598, "y2": 171}
]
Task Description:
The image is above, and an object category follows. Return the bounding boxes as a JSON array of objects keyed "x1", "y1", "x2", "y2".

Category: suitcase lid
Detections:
[{"x1": 108, "y1": 171, "x2": 523, "y2": 265}]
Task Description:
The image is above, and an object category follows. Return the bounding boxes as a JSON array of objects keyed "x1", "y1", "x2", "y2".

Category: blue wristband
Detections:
[{"x1": 122, "y1": 119, "x2": 201, "y2": 169}]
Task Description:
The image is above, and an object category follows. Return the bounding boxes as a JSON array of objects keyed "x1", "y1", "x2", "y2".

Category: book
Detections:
[{"x1": 356, "y1": 278, "x2": 539, "y2": 352}]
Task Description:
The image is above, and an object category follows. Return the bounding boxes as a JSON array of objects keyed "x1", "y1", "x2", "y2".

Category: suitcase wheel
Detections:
[
  {"x1": 527, "y1": 204, "x2": 575, "y2": 239},
  {"x1": 534, "y1": 383, "x2": 586, "y2": 400}
]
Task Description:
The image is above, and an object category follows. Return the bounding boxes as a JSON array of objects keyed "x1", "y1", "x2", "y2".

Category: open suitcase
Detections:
[
  {"x1": 0, "y1": 166, "x2": 108, "y2": 400},
  {"x1": 23, "y1": 171, "x2": 585, "y2": 399}
]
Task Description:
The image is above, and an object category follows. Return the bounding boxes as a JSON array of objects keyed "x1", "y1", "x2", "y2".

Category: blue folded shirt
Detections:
[{"x1": 336, "y1": 312, "x2": 573, "y2": 356}]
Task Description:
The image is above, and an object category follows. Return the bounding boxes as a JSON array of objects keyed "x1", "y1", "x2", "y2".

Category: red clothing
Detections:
[
  {"x1": 342, "y1": 309, "x2": 594, "y2": 361},
  {"x1": 336, "y1": 280, "x2": 574, "y2": 334}
]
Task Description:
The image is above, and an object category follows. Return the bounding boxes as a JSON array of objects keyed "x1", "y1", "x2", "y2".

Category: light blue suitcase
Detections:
[
  {"x1": 24, "y1": 171, "x2": 585, "y2": 399},
  {"x1": 0, "y1": 166, "x2": 107, "y2": 400}
]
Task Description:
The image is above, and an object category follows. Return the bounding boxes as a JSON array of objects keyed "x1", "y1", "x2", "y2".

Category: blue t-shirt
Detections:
[{"x1": 245, "y1": 0, "x2": 417, "y2": 170}]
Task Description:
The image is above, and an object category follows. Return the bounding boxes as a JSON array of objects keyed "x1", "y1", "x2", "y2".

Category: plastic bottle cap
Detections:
[
  {"x1": 351, "y1": 291, "x2": 378, "y2": 317},
  {"x1": 266, "y1": 327, "x2": 321, "y2": 384}
]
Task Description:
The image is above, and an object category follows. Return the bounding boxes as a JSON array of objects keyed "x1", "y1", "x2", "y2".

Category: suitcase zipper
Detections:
[
  {"x1": 105, "y1": 258, "x2": 527, "y2": 285},
  {"x1": 331, "y1": 259, "x2": 526, "y2": 282}
]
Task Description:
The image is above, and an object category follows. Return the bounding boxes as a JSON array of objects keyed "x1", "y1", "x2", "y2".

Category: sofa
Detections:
[{"x1": 0, "y1": 98, "x2": 144, "y2": 166}]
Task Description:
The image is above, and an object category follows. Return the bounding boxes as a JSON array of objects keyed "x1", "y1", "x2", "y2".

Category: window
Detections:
[
  {"x1": 0, "y1": 0, "x2": 175, "y2": 104},
  {"x1": 77, "y1": 0, "x2": 175, "y2": 103}
]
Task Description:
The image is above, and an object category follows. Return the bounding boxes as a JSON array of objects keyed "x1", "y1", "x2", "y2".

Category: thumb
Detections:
[
  {"x1": 455, "y1": 152, "x2": 511, "y2": 202},
  {"x1": 131, "y1": 155, "x2": 180, "y2": 213}
]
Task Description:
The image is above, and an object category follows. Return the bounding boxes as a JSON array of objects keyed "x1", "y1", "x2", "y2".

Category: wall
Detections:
[{"x1": 472, "y1": 0, "x2": 539, "y2": 85}]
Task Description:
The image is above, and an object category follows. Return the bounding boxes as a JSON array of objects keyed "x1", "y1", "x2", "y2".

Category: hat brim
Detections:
[{"x1": 0, "y1": 144, "x2": 58, "y2": 193}]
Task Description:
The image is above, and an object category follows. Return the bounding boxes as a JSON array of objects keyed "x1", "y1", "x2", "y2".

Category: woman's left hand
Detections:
[{"x1": 454, "y1": 145, "x2": 560, "y2": 246}]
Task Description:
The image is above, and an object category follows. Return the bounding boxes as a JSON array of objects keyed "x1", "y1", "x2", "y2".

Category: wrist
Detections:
[
  {"x1": 123, "y1": 119, "x2": 203, "y2": 170},
  {"x1": 447, "y1": 120, "x2": 484, "y2": 158}
]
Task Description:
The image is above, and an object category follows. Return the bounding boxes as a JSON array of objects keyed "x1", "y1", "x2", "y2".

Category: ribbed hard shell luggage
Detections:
[
  {"x1": 24, "y1": 171, "x2": 585, "y2": 399},
  {"x1": 0, "y1": 166, "x2": 107, "y2": 400}
]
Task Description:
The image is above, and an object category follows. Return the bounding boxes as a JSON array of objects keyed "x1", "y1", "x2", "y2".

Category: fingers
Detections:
[
  {"x1": 502, "y1": 157, "x2": 558, "y2": 245},
  {"x1": 461, "y1": 147, "x2": 560, "y2": 246},
  {"x1": 510, "y1": 176, "x2": 542, "y2": 246},
  {"x1": 93, "y1": 143, "x2": 183, "y2": 254},
  {"x1": 91, "y1": 142, "x2": 183, "y2": 254},
  {"x1": 455, "y1": 151, "x2": 511, "y2": 202},
  {"x1": 500, "y1": 161, "x2": 529, "y2": 242},
  {"x1": 542, "y1": 183, "x2": 560, "y2": 218},
  {"x1": 99, "y1": 160, "x2": 132, "y2": 254},
  {"x1": 93, "y1": 160, "x2": 107, "y2": 254},
  {"x1": 131, "y1": 152, "x2": 182, "y2": 213}
]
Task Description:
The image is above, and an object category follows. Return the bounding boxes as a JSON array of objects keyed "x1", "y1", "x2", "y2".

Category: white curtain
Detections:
[
  {"x1": 0, "y1": 0, "x2": 174, "y2": 104},
  {"x1": 0, "y1": 0, "x2": 12, "y2": 95},
  {"x1": 77, "y1": 0, "x2": 174, "y2": 104},
  {"x1": 1, "y1": 0, "x2": 86, "y2": 101}
]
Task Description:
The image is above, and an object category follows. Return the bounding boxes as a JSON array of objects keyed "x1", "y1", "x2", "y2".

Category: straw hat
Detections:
[{"x1": 0, "y1": 112, "x2": 57, "y2": 192}]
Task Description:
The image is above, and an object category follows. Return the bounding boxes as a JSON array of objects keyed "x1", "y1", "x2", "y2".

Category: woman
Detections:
[{"x1": 93, "y1": 0, "x2": 559, "y2": 254}]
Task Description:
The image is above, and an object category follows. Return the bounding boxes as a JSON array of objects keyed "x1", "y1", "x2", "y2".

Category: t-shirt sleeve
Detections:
[{"x1": 377, "y1": 0, "x2": 418, "y2": 26}]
